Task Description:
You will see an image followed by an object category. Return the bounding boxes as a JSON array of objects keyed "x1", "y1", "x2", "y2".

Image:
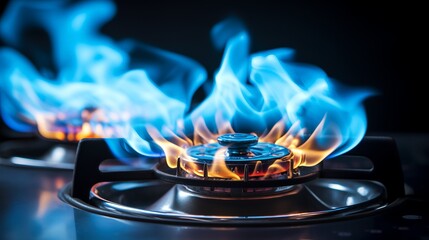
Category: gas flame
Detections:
[
  {"x1": 0, "y1": 1, "x2": 374, "y2": 176},
  {"x1": 143, "y1": 18, "x2": 373, "y2": 179},
  {"x1": 148, "y1": 114, "x2": 340, "y2": 179},
  {"x1": 0, "y1": 0, "x2": 206, "y2": 141}
]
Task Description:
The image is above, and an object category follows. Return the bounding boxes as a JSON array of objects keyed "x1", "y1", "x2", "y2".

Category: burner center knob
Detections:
[{"x1": 217, "y1": 133, "x2": 258, "y2": 156}]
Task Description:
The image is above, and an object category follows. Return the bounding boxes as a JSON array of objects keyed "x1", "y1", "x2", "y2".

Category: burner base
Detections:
[{"x1": 60, "y1": 178, "x2": 388, "y2": 225}]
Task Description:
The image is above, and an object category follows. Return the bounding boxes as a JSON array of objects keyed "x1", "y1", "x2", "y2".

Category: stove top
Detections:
[{"x1": 0, "y1": 133, "x2": 428, "y2": 239}]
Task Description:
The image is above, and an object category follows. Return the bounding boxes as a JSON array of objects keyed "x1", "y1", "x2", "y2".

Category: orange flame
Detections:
[
  {"x1": 147, "y1": 125, "x2": 190, "y2": 168},
  {"x1": 208, "y1": 149, "x2": 241, "y2": 180},
  {"x1": 148, "y1": 113, "x2": 340, "y2": 180},
  {"x1": 291, "y1": 115, "x2": 342, "y2": 167},
  {"x1": 34, "y1": 108, "x2": 126, "y2": 141}
]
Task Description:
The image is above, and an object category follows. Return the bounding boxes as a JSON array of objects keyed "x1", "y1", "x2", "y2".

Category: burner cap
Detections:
[
  {"x1": 217, "y1": 133, "x2": 258, "y2": 148},
  {"x1": 184, "y1": 133, "x2": 292, "y2": 163}
]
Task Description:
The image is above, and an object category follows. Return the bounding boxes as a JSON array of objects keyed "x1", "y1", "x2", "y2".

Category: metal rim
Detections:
[
  {"x1": 59, "y1": 182, "x2": 401, "y2": 227},
  {"x1": 0, "y1": 156, "x2": 75, "y2": 170},
  {"x1": 80, "y1": 178, "x2": 387, "y2": 225}
]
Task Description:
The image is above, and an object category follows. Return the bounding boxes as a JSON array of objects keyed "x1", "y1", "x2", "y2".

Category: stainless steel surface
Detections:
[{"x1": 88, "y1": 178, "x2": 386, "y2": 223}]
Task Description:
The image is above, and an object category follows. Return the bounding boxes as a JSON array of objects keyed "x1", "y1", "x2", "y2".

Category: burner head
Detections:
[
  {"x1": 189, "y1": 133, "x2": 291, "y2": 162},
  {"x1": 179, "y1": 133, "x2": 294, "y2": 181}
]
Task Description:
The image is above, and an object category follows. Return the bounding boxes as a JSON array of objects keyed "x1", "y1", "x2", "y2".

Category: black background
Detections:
[{"x1": 0, "y1": 0, "x2": 424, "y2": 135}]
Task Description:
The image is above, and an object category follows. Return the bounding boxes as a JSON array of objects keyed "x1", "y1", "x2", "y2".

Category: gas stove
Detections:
[
  {"x1": 64, "y1": 133, "x2": 400, "y2": 224},
  {"x1": 0, "y1": 0, "x2": 427, "y2": 239},
  {"x1": 1, "y1": 133, "x2": 428, "y2": 239}
]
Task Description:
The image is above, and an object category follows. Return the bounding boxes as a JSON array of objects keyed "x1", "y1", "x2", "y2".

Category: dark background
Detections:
[{"x1": 0, "y1": 0, "x2": 424, "y2": 135}]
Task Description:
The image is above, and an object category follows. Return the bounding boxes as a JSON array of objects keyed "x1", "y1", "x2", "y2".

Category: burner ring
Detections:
[
  {"x1": 61, "y1": 178, "x2": 387, "y2": 226},
  {"x1": 153, "y1": 161, "x2": 321, "y2": 188},
  {"x1": 59, "y1": 178, "x2": 389, "y2": 226}
]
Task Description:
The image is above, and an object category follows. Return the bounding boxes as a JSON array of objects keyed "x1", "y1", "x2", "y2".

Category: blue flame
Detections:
[
  {"x1": 0, "y1": 0, "x2": 206, "y2": 144},
  {"x1": 0, "y1": 0, "x2": 374, "y2": 160},
  {"x1": 184, "y1": 18, "x2": 374, "y2": 157}
]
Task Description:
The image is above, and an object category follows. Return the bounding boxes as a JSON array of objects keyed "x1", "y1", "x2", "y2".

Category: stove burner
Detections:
[
  {"x1": 59, "y1": 136, "x2": 405, "y2": 226},
  {"x1": 181, "y1": 133, "x2": 293, "y2": 179},
  {"x1": 0, "y1": 139, "x2": 76, "y2": 169},
  {"x1": 179, "y1": 133, "x2": 298, "y2": 196}
]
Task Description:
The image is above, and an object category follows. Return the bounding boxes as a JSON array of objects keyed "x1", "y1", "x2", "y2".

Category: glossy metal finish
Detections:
[
  {"x1": 2, "y1": 163, "x2": 429, "y2": 240},
  {"x1": 87, "y1": 179, "x2": 386, "y2": 224},
  {"x1": 0, "y1": 139, "x2": 76, "y2": 170}
]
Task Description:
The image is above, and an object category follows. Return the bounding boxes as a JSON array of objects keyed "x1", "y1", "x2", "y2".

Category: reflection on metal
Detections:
[
  {"x1": 86, "y1": 178, "x2": 386, "y2": 224},
  {"x1": 357, "y1": 186, "x2": 369, "y2": 196},
  {"x1": 0, "y1": 140, "x2": 76, "y2": 170},
  {"x1": 37, "y1": 177, "x2": 66, "y2": 217}
]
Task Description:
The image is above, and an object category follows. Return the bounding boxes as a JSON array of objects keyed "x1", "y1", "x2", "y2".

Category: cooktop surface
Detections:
[{"x1": 0, "y1": 133, "x2": 428, "y2": 240}]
